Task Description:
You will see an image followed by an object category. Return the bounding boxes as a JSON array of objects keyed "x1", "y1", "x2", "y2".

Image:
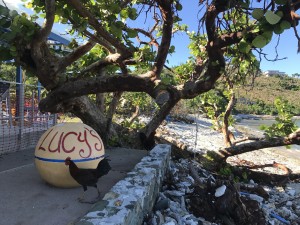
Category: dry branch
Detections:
[{"x1": 215, "y1": 129, "x2": 300, "y2": 160}]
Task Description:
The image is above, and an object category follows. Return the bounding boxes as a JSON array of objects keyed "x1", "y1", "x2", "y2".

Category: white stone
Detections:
[
  {"x1": 286, "y1": 201, "x2": 293, "y2": 207},
  {"x1": 286, "y1": 189, "x2": 296, "y2": 196},
  {"x1": 249, "y1": 194, "x2": 264, "y2": 203},
  {"x1": 215, "y1": 185, "x2": 226, "y2": 197},
  {"x1": 249, "y1": 179, "x2": 256, "y2": 184}
]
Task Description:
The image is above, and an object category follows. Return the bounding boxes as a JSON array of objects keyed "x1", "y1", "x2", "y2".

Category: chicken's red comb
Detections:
[{"x1": 65, "y1": 157, "x2": 71, "y2": 161}]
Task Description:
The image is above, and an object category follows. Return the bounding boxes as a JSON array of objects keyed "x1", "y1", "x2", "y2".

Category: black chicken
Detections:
[{"x1": 65, "y1": 156, "x2": 111, "y2": 203}]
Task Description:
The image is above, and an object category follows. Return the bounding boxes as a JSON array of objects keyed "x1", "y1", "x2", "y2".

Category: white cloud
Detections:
[{"x1": 0, "y1": 0, "x2": 23, "y2": 10}]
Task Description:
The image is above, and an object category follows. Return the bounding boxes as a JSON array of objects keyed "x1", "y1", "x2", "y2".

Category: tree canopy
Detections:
[{"x1": 0, "y1": 0, "x2": 299, "y2": 147}]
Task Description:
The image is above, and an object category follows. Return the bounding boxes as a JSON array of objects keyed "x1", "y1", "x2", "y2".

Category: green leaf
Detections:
[
  {"x1": 110, "y1": 24, "x2": 122, "y2": 38},
  {"x1": 173, "y1": 16, "x2": 182, "y2": 22},
  {"x1": 54, "y1": 15, "x2": 60, "y2": 23},
  {"x1": 9, "y1": 46, "x2": 16, "y2": 52},
  {"x1": 259, "y1": 124, "x2": 267, "y2": 130},
  {"x1": 0, "y1": 5, "x2": 9, "y2": 16},
  {"x1": 120, "y1": 9, "x2": 129, "y2": 19},
  {"x1": 175, "y1": 3, "x2": 183, "y2": 11},
  {"x1": 61, "y1": 18, "x2": 68, "y2": 24},
  {"x1": 278, "y1": 123, "x2": 284, "y2": 129},
  {"x1": 265, "y1": 11, "x2": 281, "y2": 25},
  {"x1": 274, "y1": 24, "x2": 284, "y2": 34},
  {"x1": 252, "y1": 9, "x2": 264, "y2": 20},
  {"x1": 238, "y1": 41, "x2": 251, "y2": 53},
  {"x1": 260, "y1": 22, "x2": 274, "y2": 32},
  {"x1": 115, "y1": 21, "x2": 124, "y2": 28},
  {"x1": 275, "y1": 0, "x2": 287, "y2": 5},
  {"x1": 110, "y1": 4, "x2": 120, "y2": 14},
  {"x1": 0, "y1": 47, "x2": 13, "y2": 61},
  {"x1": 262, "y1": 31, "x2": 273, "y2": 42},
  {"x1": 169, "y1": 45, "x2": 175, "y2": 53},
  {"x1": 241, "y1": 1, "x2": 250, "y2": 8},
  {"x1": 39, "y1": 13, "x2": 46, "y2": 18},
  {"x1": 127, "y1": 29, "x2": 137, "y2": 38},
  {"x1": 0, "y1": 31, "x2": 17, "y2": 41},
  {"x1": 276, "y1": 11, "x2": 284, "y2": 18},
  {"x1": 128, "y1": 8, "x2": 137, "y2": 20},
  {"x1": 280, "y1": 20, "x2": 291, "y2": 30},
  {"x1": 252, "y1": 35, "x2": 267, "y2": 48},
  {"x1": 10, "y1": 50, "x2": 17, "y2": 56},
  {"x1": 0, "y1": 19, "x2": 11, "y2": 28},
  {"x1": 9, "y1": 10, "x2": 19, "y2": 17}
]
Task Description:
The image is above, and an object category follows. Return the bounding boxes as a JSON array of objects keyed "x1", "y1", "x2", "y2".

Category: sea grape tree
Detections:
[{"x1": 0, "y1": 0, "x2": 299, "y2": 148}]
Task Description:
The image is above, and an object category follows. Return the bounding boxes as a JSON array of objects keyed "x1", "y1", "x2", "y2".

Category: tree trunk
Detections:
[
  {"x1": 106, "y1": 92, "x2": 122, "y2": 137},
  {"x1": 96, "y1": 93, "x2": 105, "y2": 113},
  {"x1": 127, "y1": 105, "x2": 140, "y2": 127},
  {"x1": 222, "y1": 91, "x2": 236, "y2": 147},
  {"x1": 68, "y1": 96, "x2": 109, "y2": 144},
  {"x1": 141, "y1": 95, "x2": 180, "y2": 149}
]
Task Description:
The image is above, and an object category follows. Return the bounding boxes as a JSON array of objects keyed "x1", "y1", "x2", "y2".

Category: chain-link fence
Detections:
[{"x1": 0, "y1": 80, "x2": 57, "y2": 154}]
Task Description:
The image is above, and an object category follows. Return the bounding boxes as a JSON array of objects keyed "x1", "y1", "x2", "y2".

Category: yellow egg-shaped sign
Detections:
[{"x1": 35, "y1": 122, "x2": 105, "y2": 188}]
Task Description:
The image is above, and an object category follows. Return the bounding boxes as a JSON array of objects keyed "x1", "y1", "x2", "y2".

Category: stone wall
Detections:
[{"x1": 75, "y1": 144, "x2": 171, "y2": 225}]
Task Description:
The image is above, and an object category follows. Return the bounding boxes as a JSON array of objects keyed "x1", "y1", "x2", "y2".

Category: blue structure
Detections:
[{"x1": 48, "y1": 32, "x2": 70, "y2": 46}]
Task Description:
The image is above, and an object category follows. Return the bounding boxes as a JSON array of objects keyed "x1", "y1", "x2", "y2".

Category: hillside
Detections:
[{"x1": 235, "y1": 75, "x2": 300, "y2": 115}]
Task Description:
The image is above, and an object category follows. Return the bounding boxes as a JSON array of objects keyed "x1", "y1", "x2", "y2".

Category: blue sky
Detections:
[
  {"x1": 2, "y1": 0, "x2": 300, "y2": 75},
  {"x1": 173, "y1": 1, "x2": 300, "y2": 76}
]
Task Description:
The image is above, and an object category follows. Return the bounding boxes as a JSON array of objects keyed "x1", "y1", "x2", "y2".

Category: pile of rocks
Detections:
[
  {"x1": 144, "y1": 158, "x2": 300, "y2": 225},
  {"x1": 145, "y1": 115, "x2": 300, "y2": 225}
]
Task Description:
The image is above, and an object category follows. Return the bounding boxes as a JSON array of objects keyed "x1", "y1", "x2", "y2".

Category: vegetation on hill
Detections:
[{"x1": 235, "y1": 75, "x2": 300, "y2": 115}]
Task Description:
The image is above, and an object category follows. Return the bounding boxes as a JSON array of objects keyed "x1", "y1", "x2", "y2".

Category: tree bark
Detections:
[
  {"x1": 106, "y1": 92, "x2": 122, "y2": 138},
  {"x1": 212, "y1": 129, "x2": 300, "y2": 161},
  {"x1": 222, "y1": 90, "x2": 236, "y2": 147},
  {"x1": 96, "y1": 93, "x2": 105, "y2": 113},
  {"x1": 127, "y1": 105, "x2": 140, "y2": 127},
  {"x1": 66, "y1": 96, "x2": 108, "y2": 142}
]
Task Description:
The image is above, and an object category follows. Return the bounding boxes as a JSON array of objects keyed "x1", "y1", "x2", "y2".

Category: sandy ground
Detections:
[{"x1": 162, "y1": 114, "x2": 300, "y2": 174}]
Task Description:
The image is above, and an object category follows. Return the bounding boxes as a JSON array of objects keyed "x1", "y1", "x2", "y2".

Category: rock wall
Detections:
[{"x1": 75, "y1": 144, "x2": 171, "y2": 225}]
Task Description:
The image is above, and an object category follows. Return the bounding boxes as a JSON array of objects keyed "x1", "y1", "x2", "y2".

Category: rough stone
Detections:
[{"x1": 75, "y1": 144, "x2": 171, "y2": 225}]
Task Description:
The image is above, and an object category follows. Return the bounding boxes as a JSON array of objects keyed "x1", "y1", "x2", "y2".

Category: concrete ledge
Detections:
[{"x1": 75, "y1": 144, "x2": 171, "y2": 225}]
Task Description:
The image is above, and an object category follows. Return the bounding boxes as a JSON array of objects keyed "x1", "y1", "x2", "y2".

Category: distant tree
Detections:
[
  {"x1": 292, "y1": 73, "x2": 300, "y2": 78},
  {"x1": 1, "y1": 0, "x2": 300, "y2": 148},
  {"x1": 0, "y1": 62, "x2": 15, "y2": 82}
]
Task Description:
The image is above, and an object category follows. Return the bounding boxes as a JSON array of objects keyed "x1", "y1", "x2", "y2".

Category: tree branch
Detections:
[
  {"x1": 217, "y1": 129, "x2": 300, "y2": 159},
  {"x1": 222, "y1": 90, "x2": 236, "y2": 147},
  {"x1": 65, "y1": 0, "x2": 131, "y2": 56},
  {"x1": 215, "y1": 31, "x2": 244, "y2": 48},
  {"x1": 33, "y1": 0, "x2": 55, "y2": 44},
  {"x1": 59, "y1": 40, "x2": 96, "y2": 70},
  {"x1": 144, "y1": 88, "x2": 180, "y2": 137},
  {"x1": 79, "y1": 53, "x2": 128, "y2": 76},
  {"x1": 134, "y1": 27, "x2": 159, "y2": 48},
  {"x1": 106, "y1": 92, "x2": 123, "y2": 137},
  {"x1": 152, "y1": 0, "x2": 174, "y2": 77},
  {"x1": 39, "y1": 74, "x2": 157, "y2": 112},
  {"x1": 67, "y1": 16, "x2": 115, "y2": 53}
]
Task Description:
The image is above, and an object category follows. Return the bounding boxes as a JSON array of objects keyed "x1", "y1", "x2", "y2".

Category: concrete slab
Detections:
[{"x1": 0, "y1": 147, "x2": 147, "y2": 225}]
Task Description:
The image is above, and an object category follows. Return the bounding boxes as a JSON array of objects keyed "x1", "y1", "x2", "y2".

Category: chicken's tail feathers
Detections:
[{"x1": 96, "y1": 156, "x2": 112, "y2": 178}]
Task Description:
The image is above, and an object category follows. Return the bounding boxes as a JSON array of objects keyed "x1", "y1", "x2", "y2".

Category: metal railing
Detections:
[{"x1": 0, "y1": 80, "x2": 57, "y2": 154}]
